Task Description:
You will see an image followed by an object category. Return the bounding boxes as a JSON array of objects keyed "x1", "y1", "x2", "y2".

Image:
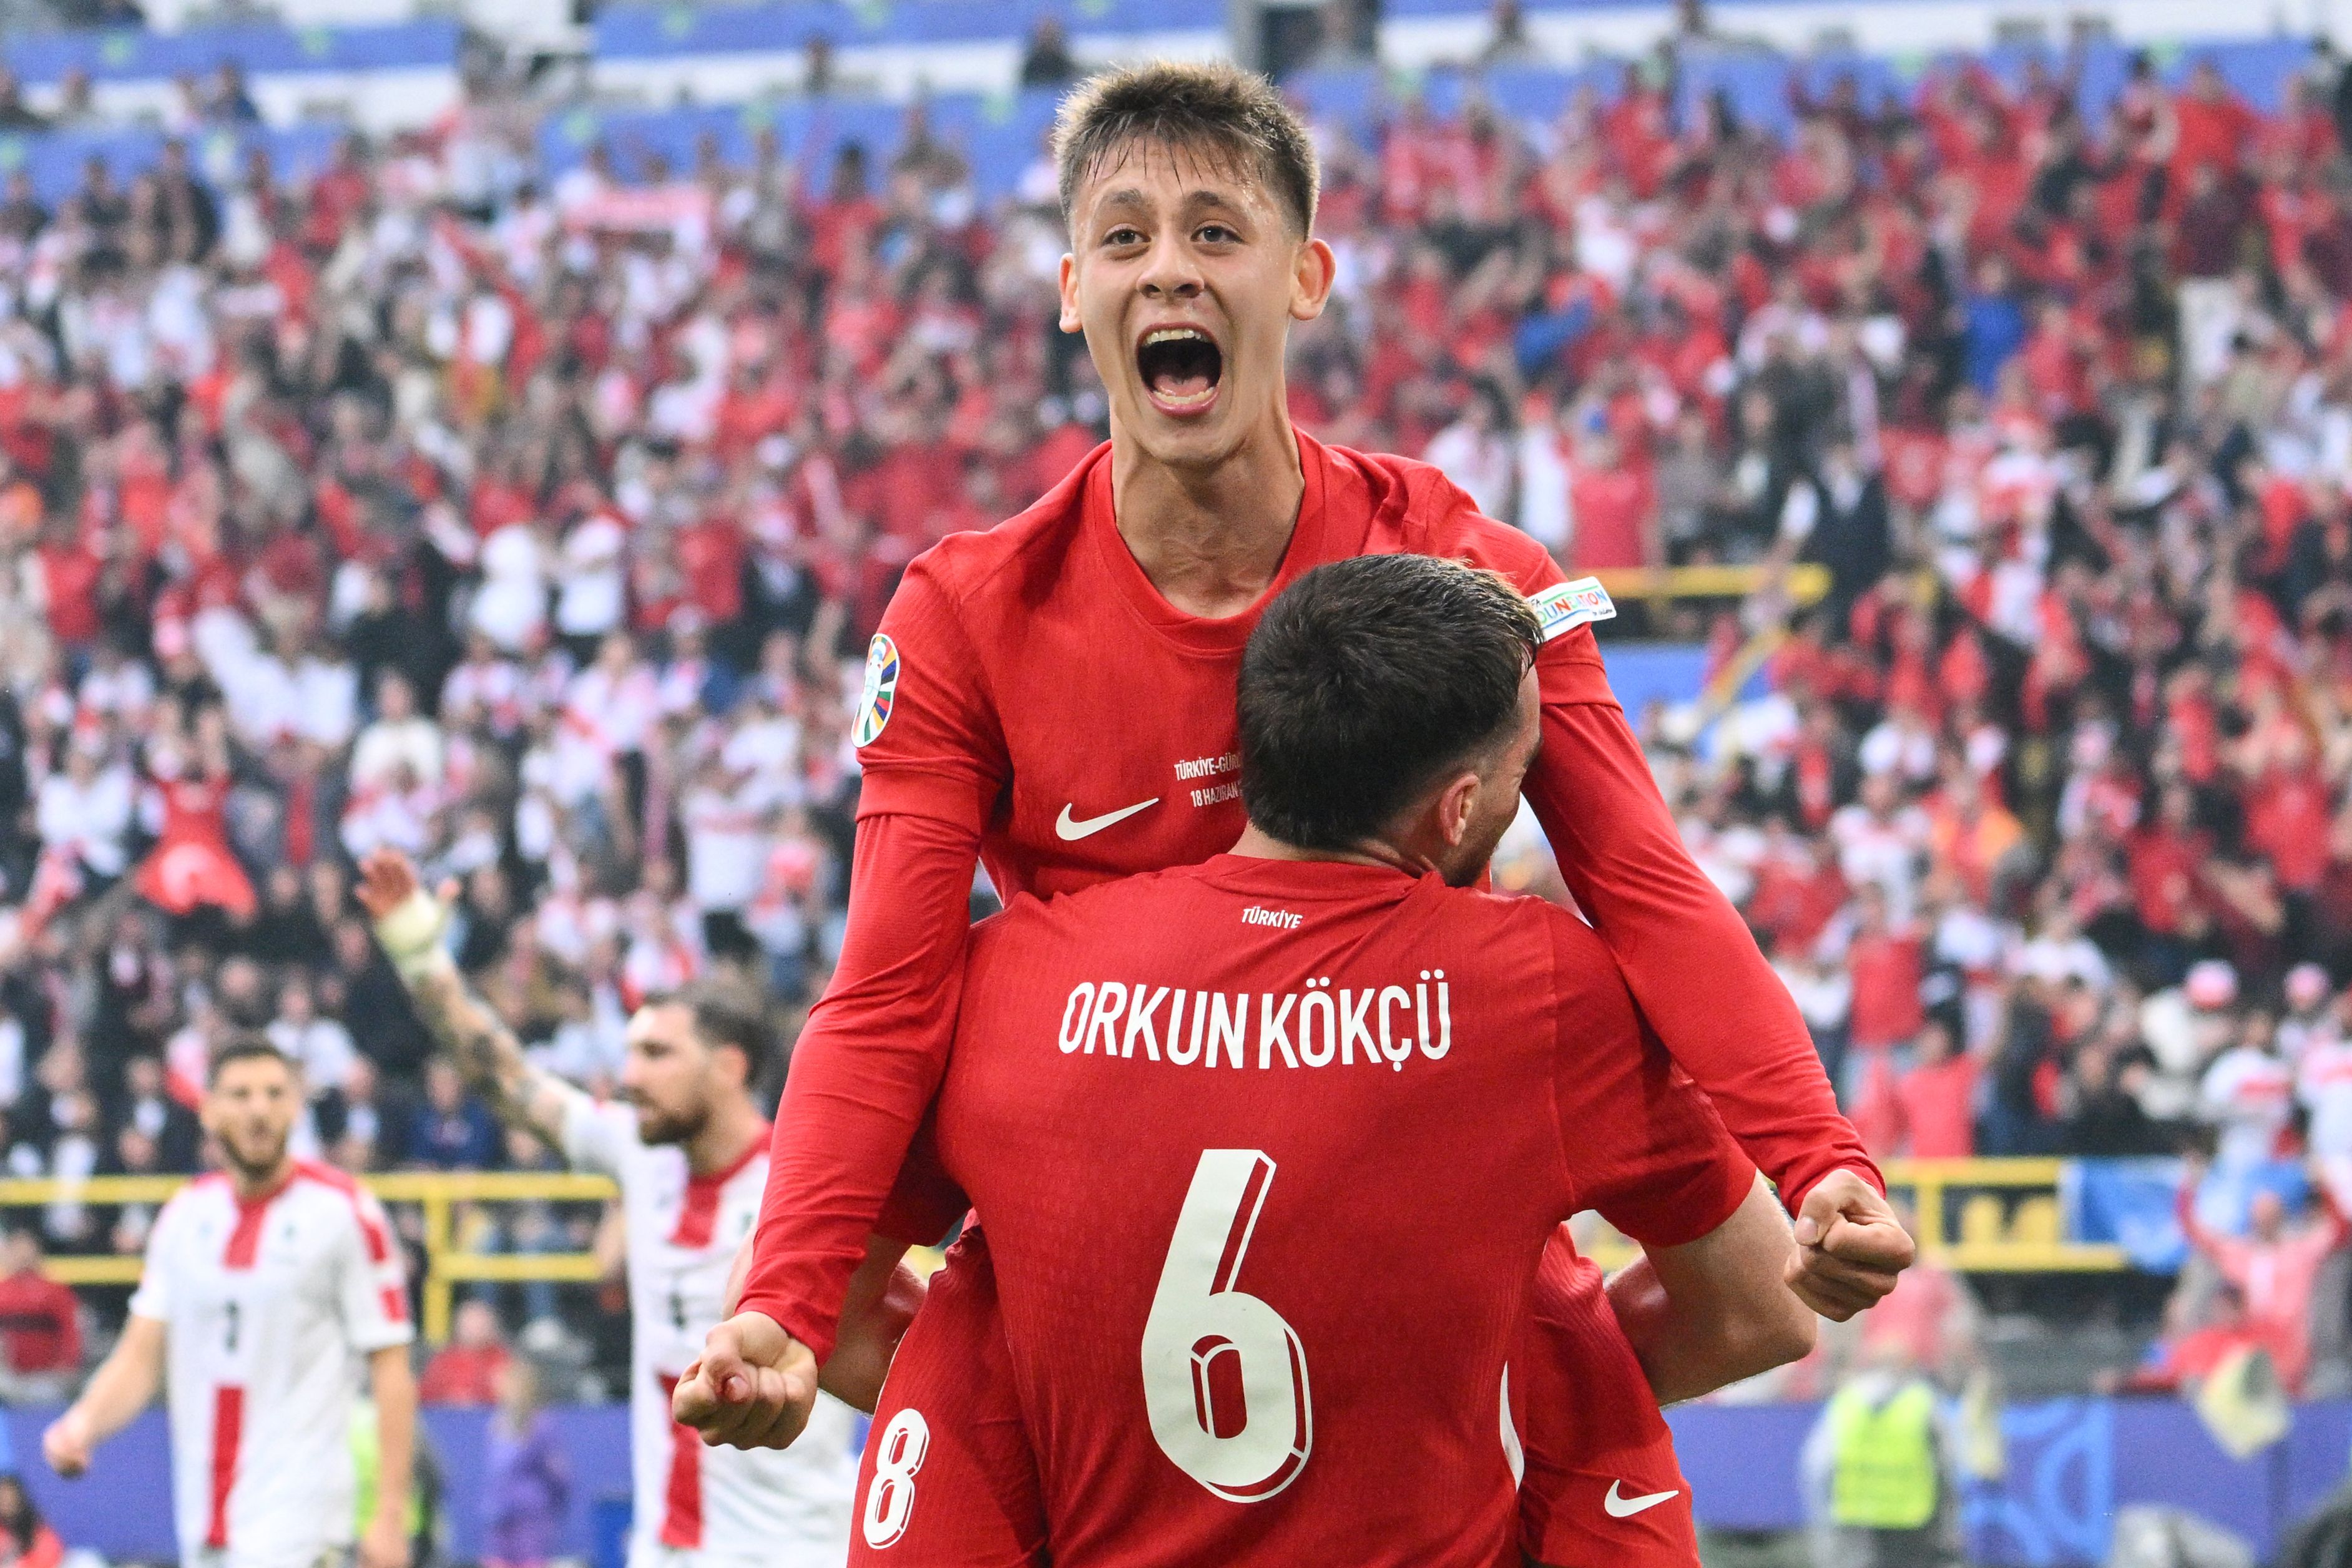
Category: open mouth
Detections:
[{"x1": 1135, "y1": 326, "x2": 1223, "y2": 416}]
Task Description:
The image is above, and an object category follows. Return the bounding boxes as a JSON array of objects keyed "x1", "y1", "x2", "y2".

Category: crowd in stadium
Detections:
[{"x1": 0, "y1": 0, "x2": 2345, "y2": 1392}]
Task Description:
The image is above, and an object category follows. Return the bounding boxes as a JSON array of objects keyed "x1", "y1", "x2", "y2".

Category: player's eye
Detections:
[{"x1": 1197, "y1": 225, "x2": 1238, "y2": 244}]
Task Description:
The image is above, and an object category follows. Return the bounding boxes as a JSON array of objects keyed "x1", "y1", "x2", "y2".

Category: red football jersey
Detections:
[
  {"x1": 743, "y1": 432, "x2": 1868, "y2": 1354},
  {"x1": 935, "y1": 855, "x2": 1752, "y2": 1568}
]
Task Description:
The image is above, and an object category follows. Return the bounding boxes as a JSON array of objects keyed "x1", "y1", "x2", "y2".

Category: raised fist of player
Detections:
[
  {"x1": 354, "y1": 849, "x2": 455, "y2": 981},
  {"x1": 1784, "y1": 1167, "x2": 1916, "y2": 1320},
  {"x1": 41, "y1": 1408, "x2": 93, "y2": 1477},
  {"x1": 672, "y1": 1311, "x2": 820, "y2": 1451}
]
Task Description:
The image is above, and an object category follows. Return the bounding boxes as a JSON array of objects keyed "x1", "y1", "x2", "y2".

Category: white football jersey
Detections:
[
  {"x1": 129, "y1": 1162, "x2": 413, "y2": 1568},
  {"x1": 563, "y1": 1100, "x2": 857, "y2": 1567}
]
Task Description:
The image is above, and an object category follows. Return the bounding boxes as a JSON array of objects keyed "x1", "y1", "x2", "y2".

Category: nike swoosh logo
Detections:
[
  {"x1": 1604, "y1": 1481, "x2": 1680, "y2": 1519},
  {"x1": 1055, "y1": 798, "x2": 1160, "y2": 841}
]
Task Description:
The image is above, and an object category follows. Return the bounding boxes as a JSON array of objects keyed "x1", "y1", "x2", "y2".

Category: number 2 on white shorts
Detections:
[{"x1": 1140, "y1": 1149, "x2": 1313, "y2": 1502}]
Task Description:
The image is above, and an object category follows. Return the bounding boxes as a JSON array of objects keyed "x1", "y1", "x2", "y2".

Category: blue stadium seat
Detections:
[
  {"x1": 2, "y1": 18, "x2": 459, "y2": 86},
  {"x1": 592, "y1": 0, "x2": 1205, "y2": 61},
  {"x1": 0, "y1": 120, "x2": 343, "y2": 203}
]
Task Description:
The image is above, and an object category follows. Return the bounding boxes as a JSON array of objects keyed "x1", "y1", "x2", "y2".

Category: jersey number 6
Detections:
[{"x1": 1140, "y1": 1149, "x2": 1312, "y2": 1502}]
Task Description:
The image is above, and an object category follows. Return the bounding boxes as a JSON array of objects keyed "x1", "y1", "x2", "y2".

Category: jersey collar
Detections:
[{"x1": 1084, "y1": 427, "x2": 1335, "y2": 655}]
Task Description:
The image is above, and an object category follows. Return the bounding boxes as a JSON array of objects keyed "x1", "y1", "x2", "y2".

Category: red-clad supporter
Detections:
[
  {"x1": 0, "y1": 1230, "x2": 79, "y2": 1380},
  {"x1": 1846, "y1": 883, "x2": 1926, "y2": 1054},
  {"x1": 419, "y1": 1298, "x2": 512, "y2": 1407},
  {"x1": 2175, "y1": 1155, "x2": 2351, "y2": 1392}
]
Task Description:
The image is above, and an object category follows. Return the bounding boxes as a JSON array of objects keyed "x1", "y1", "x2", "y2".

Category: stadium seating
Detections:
[
  {"x1": 588, "y1": 0, "x2": 1223, "y2": 106},
  {"x1": 5, "y1": 18, "x2": 461, "y2": 130}
]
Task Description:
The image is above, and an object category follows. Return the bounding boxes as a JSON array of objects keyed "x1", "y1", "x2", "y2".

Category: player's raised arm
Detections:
[
  {"x1": 42, "y1": 1311, "x2": 164, "y2": 1477},
  {"x1": 1519, "y1": 623, "x2": 1914, "y2": 1318},
  {"x1": 354, "y1": 848, "x2": 584, "y2": 1151},
  {"x1": 723, "y1": 559, "x2": 1008, "y2": 1369}
]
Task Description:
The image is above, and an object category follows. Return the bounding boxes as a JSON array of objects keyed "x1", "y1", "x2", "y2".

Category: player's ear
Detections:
[
  {"x1": 1057, "y1": 252, "x2": 1083, "y2": 335},
  {"x1": 1434, "y1": 771, "x2": 1480, "y2": 850},
  {"x1": 1289, "y1": 236, "x2": 1336, "y2": 324}
]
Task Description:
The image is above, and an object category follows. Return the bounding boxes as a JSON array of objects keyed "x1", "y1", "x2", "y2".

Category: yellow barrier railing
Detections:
[
  {"x1": 0, "y1": 1172, "x2": 620, "y2": 1343},
  {"x1": 0, "y1": 1155, "x2": 2136, "y2": 1343},
  {"x1": 1581, "y1": 1157, "x2": 2127, "y2": 1275},
  {"x1": 1589, "y1": 562, "x2": 1831, "y2": 607}
]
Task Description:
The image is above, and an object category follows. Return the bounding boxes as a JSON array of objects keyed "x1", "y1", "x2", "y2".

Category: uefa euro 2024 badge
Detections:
[{"x1": 855, "y1": 634, "x2": 900, "y2": 747}]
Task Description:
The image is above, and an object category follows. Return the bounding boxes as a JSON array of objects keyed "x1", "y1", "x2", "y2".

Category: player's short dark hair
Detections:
[
  {"x1": 1238, "y1": 556, "x2": 1542, "y2": 852},
  {"x1": 1054, "y1": 61, "x2": 1318, "y2": 237},
  {"x1": 644, "y1": 977, "x2": 773, "y2": 1084},
  {"x1": 208, "y1": 1036, "x2": 295, "y2": 1086}
]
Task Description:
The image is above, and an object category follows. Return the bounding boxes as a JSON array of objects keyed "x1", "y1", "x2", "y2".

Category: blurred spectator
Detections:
[
  {"x1": 2109, "y1": 1278, "x2": 2303, "y2": 1394},
  {"x1": 0, "y1": 1230, "x2": 79, "y2": 1398},
  {"x1": 2177, "y1": 1155, "x2": 2351, "y2": 1391},
  {"x1": 1304, "y1": 0, "x2": 1377, "y2": 69},
  {"x1": 1886, "y1": 1017, "x2": 1977, "y2": 1159},
  {"x1": 205, "y1": 61, "x2": 261, "y2": 125},
  {"x1": 0, "y1": 73, "x2": 44, "y2": 133},
  {"x1": 408, "y1": 1058, "x2": 501, "y2": 1172},
  {"x1": 2198, "y1": 1011, "x2": 2294, "y2": 1171},
  {"x1": 266, "y1": 973, "x2": 357, "y2": 1098},
  {"x1": 0, "y1": 1477, "x2": 62, "y2": 1568},
  {"x1": 421, "y1": 1298, "x2": 512, "y2": 1406},
  {"x1": 1018, "y1": 17, "x2": 1080, "y2": 89},
  {"x1": 1802, "y1": 1343, "x2": 1962, "y2": 1568},
  {"x1": 1477, "y1": 0, "x2": 1542, "y2": 66},
  {"x1": 112, "y1": 1053, "x2": 200, "y2": 1173},
  {"x1": 484, "y1": 1355, "x2": 567, "y2": 1568}
]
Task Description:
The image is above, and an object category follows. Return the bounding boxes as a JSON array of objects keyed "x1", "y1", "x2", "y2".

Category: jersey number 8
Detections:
[
  {"x1": 1140, "y1": 1149, "x2": 1312, "y2": 1503},
  {"x1": 861, "y1": 1408, "x2": 930, "y2": 1549}
]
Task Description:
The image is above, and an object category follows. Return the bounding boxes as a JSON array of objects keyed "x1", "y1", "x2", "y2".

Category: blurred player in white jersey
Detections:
[
  {"x1": 42, "y1": 1040, "x2": 417, "y2": 1568},
  {"x1": 357, "y1": 848, "x2": 903, "y2": 1568}
]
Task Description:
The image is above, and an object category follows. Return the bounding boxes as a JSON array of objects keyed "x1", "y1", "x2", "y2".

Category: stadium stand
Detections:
[
  {"x1": 587, "y1": 0, "x2": 1223, "y2": 105},
  {"x1": 4, "y1": 19, "x2": 463, "y2": 130},
  {"x1": 11, "y1": 3, "x2": 2352, "y2": 1552}
]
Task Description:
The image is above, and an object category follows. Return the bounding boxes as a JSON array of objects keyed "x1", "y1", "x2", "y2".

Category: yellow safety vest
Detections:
[
  {"x1": 350, "y1": 1401, "x2": 425, "y2": 1538},
  {"x1": 1828, "y1": 1381, "x2": 1939, "y2": 1530}
]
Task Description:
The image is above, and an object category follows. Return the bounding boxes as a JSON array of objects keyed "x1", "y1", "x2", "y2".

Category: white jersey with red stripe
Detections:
[
  {"x1": 561, "y1": 1099, "x2": 856, "y2": 1567},
  {"x1": 128, "y1": 1162, "x2": 412, "y2": 1568}
]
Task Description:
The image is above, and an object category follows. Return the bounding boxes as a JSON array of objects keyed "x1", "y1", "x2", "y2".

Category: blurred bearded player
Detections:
[{"x1": 682, "y1": 59, "x2": 1913, "y2": 1568}]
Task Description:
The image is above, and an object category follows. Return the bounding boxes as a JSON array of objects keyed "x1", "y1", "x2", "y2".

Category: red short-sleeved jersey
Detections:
[{"x1": 931, "y1": 855, "x2": 1751, "y2": 1568}]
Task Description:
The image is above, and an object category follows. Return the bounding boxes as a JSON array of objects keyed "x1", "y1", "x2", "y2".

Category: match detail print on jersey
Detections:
[
  {"x1": 1142, "y1": 1149, "x2": 1312, "y2": 1504},
  {"x1": 855, "y1": 634, "x2": 900, "y2": 748},
  {"x1": 1528, "y1": 577, "x2": 1616, "y2": 642},
  {"x1": 1054, "y1": 798, "x2": 1160, "y2": 841}
]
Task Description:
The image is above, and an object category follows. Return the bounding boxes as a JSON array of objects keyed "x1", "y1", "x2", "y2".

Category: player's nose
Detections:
[{"x1": 1137, "y1": 235, "x2": 1203, "y2": 300}]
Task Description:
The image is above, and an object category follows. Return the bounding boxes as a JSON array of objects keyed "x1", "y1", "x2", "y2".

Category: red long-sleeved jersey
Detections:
[{"x1": 741, "y1": 432, "x2": 1878, "y2": 1363}]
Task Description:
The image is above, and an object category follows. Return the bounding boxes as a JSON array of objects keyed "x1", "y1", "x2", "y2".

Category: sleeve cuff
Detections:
[
  {"x1": 735, "y1": 1295, "x2": 839, "y2": 1370},
  {"x1": 1776, "y1": 1158, "x2": 1889, "y2": 1220}
]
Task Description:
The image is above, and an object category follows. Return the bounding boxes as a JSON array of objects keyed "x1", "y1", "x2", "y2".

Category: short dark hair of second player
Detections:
[
  {"x1": 209, "y1": 1036, "x2": 295, "y2": 1085},
  {"x1": 647, "y1": 978, "x2": 774, "y2": 1083},
  {"x1": 1238, "y1": 556, "x2": 1542, "y2": 852}
]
